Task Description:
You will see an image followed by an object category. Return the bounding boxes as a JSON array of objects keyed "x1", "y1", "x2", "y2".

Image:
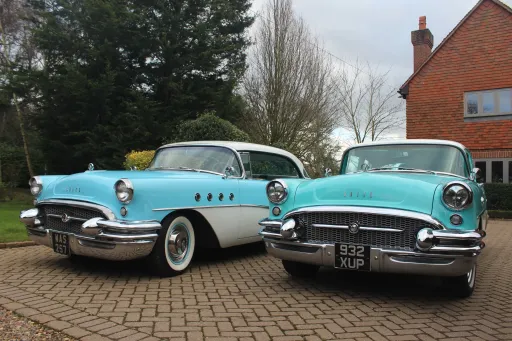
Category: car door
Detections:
[{"x1": 237, "y1": 151, "x2": 302, "y2": 239}]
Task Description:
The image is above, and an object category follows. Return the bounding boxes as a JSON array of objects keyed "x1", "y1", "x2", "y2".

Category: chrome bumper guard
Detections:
[
  {"x1": 20, "y1": 208, "x2": 162, "y2": 261},
  {"x1": 259, "y1": 217, "x2": 485, "y2": 277}
]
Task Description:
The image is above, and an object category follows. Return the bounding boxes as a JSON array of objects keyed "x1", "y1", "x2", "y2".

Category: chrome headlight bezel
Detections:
[
  {"x1": 442, "y1": 181, "x2": 473, "y2": 210},
  {"x1": 29, "y1": 176, "x2": 43, "y2": 197},
  {"x1": 114, "y1": 179, "x2": 134, "y2": 204},
  {"x1": 266, "y1": 180, "x2": 288, "y2": 204}
]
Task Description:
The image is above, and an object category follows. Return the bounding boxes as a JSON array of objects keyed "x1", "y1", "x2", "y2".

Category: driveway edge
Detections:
[{"x1": 0, "y1": 241, "x2": 36, "y2": 249}]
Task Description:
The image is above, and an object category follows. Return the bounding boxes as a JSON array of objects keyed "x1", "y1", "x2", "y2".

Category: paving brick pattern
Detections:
[{"x1": 1, "y1": 220, "x2": 512, "y2": 341}]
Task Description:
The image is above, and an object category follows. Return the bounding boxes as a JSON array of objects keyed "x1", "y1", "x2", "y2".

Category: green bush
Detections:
[
  {"x1": 488, "y1": 210, "x2": 512, "y2": 219},
  {"x1": 123, "y1": 150, "x2": 156, "y2": 170},
  {"x1": 171, "y1": 112, "x2": 250, "y2": 143},
  {"x1": 484, "y1": 183, "x2": 512, "y2": 211}
]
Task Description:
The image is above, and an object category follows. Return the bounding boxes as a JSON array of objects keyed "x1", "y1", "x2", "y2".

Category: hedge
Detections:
[
  {"x1": 488, "y1": 211, "x2": 512, "y2": 219},
  {"x1": 484, "y1": 183, "x2": 512, "y2": 211},
  {"x1": 123, "y1": 150, "x2": 155, "y2": 170}
]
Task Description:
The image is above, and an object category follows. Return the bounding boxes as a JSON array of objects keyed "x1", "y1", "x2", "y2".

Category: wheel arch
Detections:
[{"x1": 161, "y1": 209, "x2": 221, "y2": 249}]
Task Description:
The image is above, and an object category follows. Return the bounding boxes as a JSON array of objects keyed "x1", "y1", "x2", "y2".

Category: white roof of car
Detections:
[
  {"x1": 160, "y1": 140, "x2": 306, "y2": 170},
  {"x1": 350, "y1": 139, "x2": 467, "y2": 150}
]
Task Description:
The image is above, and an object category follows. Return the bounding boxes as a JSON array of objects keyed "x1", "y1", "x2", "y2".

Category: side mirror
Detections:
[
  {"x1": 130, "y1": 166, "x2": 138, "y2": 171},
  {"x1": 471, "y1": 167, "x2": 482, "y2": 181},
  {"x1": 224, "y1": 166, "x2": 235, "y2": 179},
  {"x1": 324, "y1": 168, "x2": 332, "y2": 177}
]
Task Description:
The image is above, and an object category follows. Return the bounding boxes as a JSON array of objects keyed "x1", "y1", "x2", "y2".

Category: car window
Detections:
[
  {"x1": 242, "y1": 152, "x2": 300, "y2": 180},
  {"x1": 341, "y1": 144, "x2": 469, "y2": 177},
  {"x1": 149, "y1": 146, "x2": 242, "y2": 176}
]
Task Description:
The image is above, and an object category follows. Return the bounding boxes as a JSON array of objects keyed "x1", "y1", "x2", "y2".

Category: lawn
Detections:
[{"x1": 0, "y1": 189, "x2": 33, "y2": 243}]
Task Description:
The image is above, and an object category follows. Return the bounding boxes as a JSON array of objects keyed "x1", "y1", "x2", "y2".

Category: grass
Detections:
[{"x1": 0, "y1": 188, "x2": 33, "y2": 243}]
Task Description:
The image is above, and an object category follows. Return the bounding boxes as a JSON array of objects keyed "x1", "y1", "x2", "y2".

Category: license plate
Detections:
[
  {"x1": 334, "y1": 243, "x2": 371, "y2": 271},
  {"x1": 52, "y1": 232, "x2": 70, "y2": 255}
]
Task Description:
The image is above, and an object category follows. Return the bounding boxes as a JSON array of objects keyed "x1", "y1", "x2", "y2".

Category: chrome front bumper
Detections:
[
  {"x1": 259, "y1": 216, "x2": 486, "y2": 277},
  {"x1": 20, "y1": 208, "x2": 161, "y2": 261}
]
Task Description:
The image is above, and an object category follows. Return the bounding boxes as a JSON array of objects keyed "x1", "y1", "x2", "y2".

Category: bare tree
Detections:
[
  {"x1": 241, "y1": 0, "x2": 339, "y2": 160},
  {"x1": 337, "y1": 61, "x2": 404, "y2": 144},
  {"x1": 0, "y1": 0, "x2": 39, "y2": 177}
]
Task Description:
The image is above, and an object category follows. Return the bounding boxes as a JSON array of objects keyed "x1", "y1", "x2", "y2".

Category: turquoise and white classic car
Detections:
[
  {"x1": 259, "y1": 139, "x2": 487, "y2": 297},
  {"x1": 19, "y1": 141, "x2": 309, "y2": 276}
]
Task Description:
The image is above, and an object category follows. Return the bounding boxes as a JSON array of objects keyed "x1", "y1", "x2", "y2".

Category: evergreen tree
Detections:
[{"x1": 27, "y1": 0, "x2": 253, "y2": 173}]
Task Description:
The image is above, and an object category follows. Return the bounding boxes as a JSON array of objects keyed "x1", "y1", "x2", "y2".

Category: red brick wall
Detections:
[
  {"x1": 472, "y1": 149, "x2": 512, "y2": 159},
  {"x1": 406, "y1": 0, "x2": 512, "y2": 154}
]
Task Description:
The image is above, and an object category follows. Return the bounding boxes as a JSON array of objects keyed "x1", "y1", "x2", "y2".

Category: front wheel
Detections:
[
  {"x1": 282, "y1": 260, "x2": 319, "y2": 278},
  {"x1": 444, "y1": 264, "x2": 476, "y2": 298},
  {"x1": 147, "y1": 215, "x2": 196, "y2": 277}
]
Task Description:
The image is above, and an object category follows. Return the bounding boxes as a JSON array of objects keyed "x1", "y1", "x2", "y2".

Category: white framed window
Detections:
[
  {"x1": 473, "y1": 158, "x2": 512, "y2": 184},
  {"x1": 465, "y1": 88, "x2": 512, "y2": 118}
]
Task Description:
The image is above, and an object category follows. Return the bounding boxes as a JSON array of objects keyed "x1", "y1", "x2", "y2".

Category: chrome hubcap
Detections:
[{"x1": 168, "y1": 224, "x2": 189, "y2": 263}]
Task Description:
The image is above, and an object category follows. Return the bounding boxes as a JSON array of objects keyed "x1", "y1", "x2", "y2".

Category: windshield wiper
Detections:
[
  {"x1": 368, "y1": 167, "x2": 436, "y2": 175},
  {"x1": 148, "y1": 166, "x2": 199, "y2": 172}
]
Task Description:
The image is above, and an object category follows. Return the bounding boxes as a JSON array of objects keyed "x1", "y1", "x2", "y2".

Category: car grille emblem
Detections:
[
  {"x1": 348, "y1": 222, "x2": 360, "y2": 234},
  {"x1": 61, "y1": 213, "x2": 70, "y2": 223}
]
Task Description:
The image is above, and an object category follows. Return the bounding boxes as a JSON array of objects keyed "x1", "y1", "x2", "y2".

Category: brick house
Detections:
[{"x1": 398, "y1": 0, "x2": 512, "y2": 183}]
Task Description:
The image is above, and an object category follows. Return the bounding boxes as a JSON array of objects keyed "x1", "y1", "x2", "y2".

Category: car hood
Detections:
[
  {"x1": 39, "y1": 170, "x2": 220, "y2": 202},
  {"x1": 292, "y1": 172, "x2": 458, "y2": 215}
]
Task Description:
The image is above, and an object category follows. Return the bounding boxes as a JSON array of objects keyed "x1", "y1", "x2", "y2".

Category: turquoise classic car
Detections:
[
  {"x1": 259, "y1": 139, "x2": 487, "y2": 297},
  {"x1": 19, "y1": 141, "x2": 308, "y2": 276}
]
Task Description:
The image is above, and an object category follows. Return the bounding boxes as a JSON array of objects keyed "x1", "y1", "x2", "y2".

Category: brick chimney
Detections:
[{"x1": 411, "y1": 16, "x2": 434, "y2": 72}]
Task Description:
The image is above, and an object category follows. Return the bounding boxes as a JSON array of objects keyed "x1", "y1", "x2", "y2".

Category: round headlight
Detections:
[
  {"x1": 114, "y1": 179, "x2": 134, "y2": 203},
  {"x1": 442, "y1": 182, "x2": 472, "y2": 210},
  {"x1": 266, "y1": 180, "x2": 288, "y2": 204},
  {"x1": 29, "y1": 176, "x2": 43, "y2": 196}
]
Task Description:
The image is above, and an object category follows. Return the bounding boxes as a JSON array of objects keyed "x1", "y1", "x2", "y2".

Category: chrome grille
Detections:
[
  {"x1": 40, "y1": 205, "x2": 105, "y2": 234},
  {"x1": 294, "y1": 212, "x2": 439, "y2": 251}
]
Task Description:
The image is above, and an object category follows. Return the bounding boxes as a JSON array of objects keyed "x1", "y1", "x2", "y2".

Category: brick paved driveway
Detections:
[{"x1": 1, "y1": 220, "x2": 512, "y2": 341}]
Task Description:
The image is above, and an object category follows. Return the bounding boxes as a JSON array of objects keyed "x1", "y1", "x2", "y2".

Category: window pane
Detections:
[
  {"x1": 499, "y1": 89, "x2": 511, "y2": 113},
  {"x1": 482, "y1": 92, "x2": 494, "y2": 113},
  {"x1": 475, "y1": 161, "x2": 486, "y2": 183},
  {"x1": 509, "y1": 161, "x2": 512, "y2": 183},
  {"x1": 250, "y1": 152, "x2": 299, "y2": 179},
  {"x1": 466, "y1": 93, "x2": 478, "y2": 115},
  {"x1": 492, "y1": 161, "x2": 503, "y2": 183},
  {"x1": 341, "y1": 144, "x2": 468, "y2": 177}
]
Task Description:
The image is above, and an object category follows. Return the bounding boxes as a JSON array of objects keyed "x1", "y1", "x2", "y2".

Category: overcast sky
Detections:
[{"x1": 249, "y1": 0, "x2": 512, "y2": 142}]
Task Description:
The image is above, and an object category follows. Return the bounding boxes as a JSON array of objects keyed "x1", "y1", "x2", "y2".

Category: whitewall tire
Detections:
[
  {"x1": 148, "y1": 215, "x2": 196, "y2": 277},
  {"x1": 444, "y1": 264, "x2": 476, "y2": 298}
]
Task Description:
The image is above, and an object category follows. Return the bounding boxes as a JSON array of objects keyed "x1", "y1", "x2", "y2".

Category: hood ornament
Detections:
[{"x1": 88, "y1": 163, "x2": 94, "y2": 171}]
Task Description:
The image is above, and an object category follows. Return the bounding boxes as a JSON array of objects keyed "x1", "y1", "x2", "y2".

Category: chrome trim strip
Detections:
[
  {"x1": 258, "y1": 219, "x2": 283, "y2": 227},
  {"x1": 47, "y1": 213, "x2": 88, "y2": 222},
  {"x1": 35, "y1": 228, "x2": 156, "y2": 245},
  {"x1": 283, "y1": 206, "x2": 446, "y2": 229},
  {"x1": 153, "y1": 204, "x2": 269, "y2": 212},
  {"x1": 431, "y1": 229, "x2": 484, "y2": 240},
  {"x1": 97, "y1": 219, "x2": 161, "y2": 232},
  {"x1": 36, "y1": 199, "x2": 116, "y2": 220},
  {"x1": 311, "y1": 223, "x2": 402, "y2": 233},
  {"x1": 96, "y1": 232, "x2": 158, "y2": 241},
  {"x1": 242, "y1": 204, "x2": 270, "y2": 209},
  {"x1": 259, "y1": 229, "x2": 282, "y2": 239},
  {"x1": 430, "y1": 244, "x2": 484, "y2": 253}
]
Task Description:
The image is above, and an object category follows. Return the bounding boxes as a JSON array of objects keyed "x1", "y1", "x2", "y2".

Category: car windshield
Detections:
[
  {"x1": 341, "y1": 144, "x2": 468, "y2": 177},
  {"x1": 148, "y1": 146, "x2": 242, "y2": 176}
]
